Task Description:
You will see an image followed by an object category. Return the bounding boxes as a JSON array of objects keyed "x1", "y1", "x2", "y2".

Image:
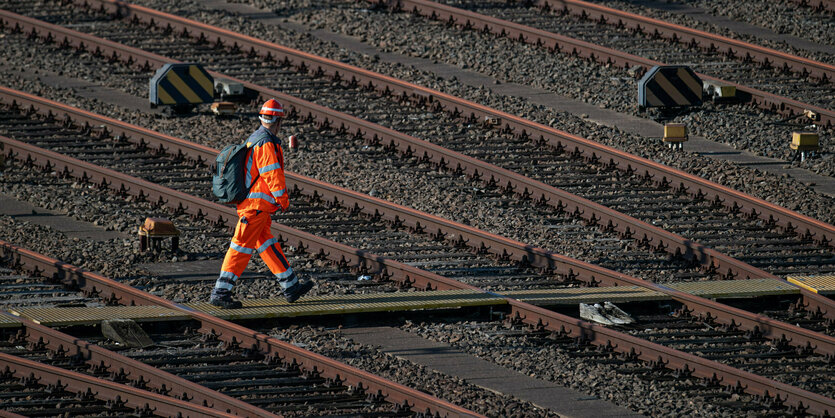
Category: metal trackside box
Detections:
[
  {"x1": 149, "y1": 63, "x2": 214, "y2": 106},
  {"x1": 638, "y1": 65, "x2": 703, "y2": 109},
  {"x1": 663, "y1": 123, "x2": 687, "y2": 143},
  {"x1": 791, "y1": 132, "x2": 819, "y2": 150}
]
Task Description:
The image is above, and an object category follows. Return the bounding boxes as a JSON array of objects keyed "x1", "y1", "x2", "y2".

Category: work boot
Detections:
[
  {"x1": 283, "y1": 280, "x2": 313, "y2": 303},
  {"x1": 209, "y1": 288, "x2": 243, "y2": 309}
]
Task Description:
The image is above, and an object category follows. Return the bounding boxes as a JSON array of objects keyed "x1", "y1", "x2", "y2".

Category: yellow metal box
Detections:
[
  {"x1": 663, "y1": 123, "x2": 687, "y2": 143},
  {"x1": 791, "y1": 132, "x2": 819, "y2": 150}
]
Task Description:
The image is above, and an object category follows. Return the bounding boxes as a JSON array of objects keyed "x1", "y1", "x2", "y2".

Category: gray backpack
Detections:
[{"x1": 212, "y1": 141, "x2": 257, "y2": 204}]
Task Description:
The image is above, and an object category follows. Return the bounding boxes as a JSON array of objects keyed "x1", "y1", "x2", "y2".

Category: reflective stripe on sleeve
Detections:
[
  {"x1": 246, "y1": 192, "x2": 276, "y2": 205},
  {"x1": 271, "y1": 189, "x2": 286, "y2": 199},
  {"x1": 259, "y1": 162, "x2": 282, "y2": 174}
]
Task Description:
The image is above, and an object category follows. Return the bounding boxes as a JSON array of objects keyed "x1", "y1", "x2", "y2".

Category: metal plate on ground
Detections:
[
  {"x1": 0, "y1": 313, "x2": 21, "y2": 328},
  {"x1": 668, "y1": 278, "x2": 800, "y2": 298},
  {"x1": 186, "y1": 289, "x2": 506, "y2": 320},
  {"x1": 787, "y1": 275, "x2": 835, "y2": 295},
  {"x1": 11, "y1": 306, "x2": 190, "y2": 326},
  {"x1": 502, "y1": 286, "x2": 666, "y2": 305}
]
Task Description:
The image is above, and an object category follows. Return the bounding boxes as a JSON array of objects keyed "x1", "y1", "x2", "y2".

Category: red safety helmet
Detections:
[{"x1": 259, "y1": 98, "x2": 285, "y2": 123}]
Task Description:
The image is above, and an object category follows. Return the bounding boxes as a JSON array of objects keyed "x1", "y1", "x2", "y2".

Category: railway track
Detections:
[
  {"x1": 1, "y1": 3, "x2": 831, "y2": 286},
  {"x1": 0, "y1": 246, "x2": 480, "y2": 417},
  {"x1": 0, "y1": 0, "x2": 832, "y2": 414},
  {"x1": 1, "y1": 0, "x2": 826, "y2": 340},
  {"x1": 386, "y1": 0, "x2": 835, "y2": 123},
  {"x1": 2, "y1": 84, "x2": 835, "y2": 414},
  {"x1": 444, "y1": 0, "x2": 834, "y2": 96},
  {"x1": 786, "y1": 0, "x2": 835, "y2": 13},
  {"x1": 3, "y1": 238, "x2": 835, "y2": 415}
]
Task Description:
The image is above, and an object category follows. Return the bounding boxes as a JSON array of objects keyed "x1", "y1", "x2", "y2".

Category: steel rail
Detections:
[
  {"x1": 380, "y1": 0, "x2": 835, "y2": 127},
  {"x1": 0, "y1": 12, "x2": 805, "y2": 286},
  {"x1": 2, "y1": 237, "x2": 834, "y2": 415},
  {"x1": 0, "y1": 351, "x2": 235, "y2": 418},
  {"x1": 4, "y1": 0, "x2": 825, "y2": 372},
  {"x1": 1, "y1": 12, "x2": 834, "y2": 321},
  {"x1": 787, "y1": 0, "x2": 835, "y2": 13},
  {"x1": 2, "y1": 10, "x2": 834, "y2": 322},
  {"x1": 0, "y1": 313, "x2": 277, "y2": 417},
  {"x1": 0, "y1": 93, "x2": 835, "y2": 355},
  {"x1": 3, "y1": 123, "x2": 834, "y2": 357},
  {"x1": 0, "y1": 143, "x2": 479, "y2": 418},
  {"x1": 40, "y1": 2, "x2": 835, "y2": 245},
  {"x1": 534, "y1": 0, "x2": 835, "y2": 81}
]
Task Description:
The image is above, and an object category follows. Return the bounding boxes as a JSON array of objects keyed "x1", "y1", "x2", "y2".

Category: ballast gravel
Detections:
[
  {"x1": 592, "y1": 0, "x2": 835, "y2": 58},
  {"x1": 279, "y1": 325, "x2": 560, "y2": 418},
  {"x1": 129, "y1": 0, "x2": 835, "y2": 215}
]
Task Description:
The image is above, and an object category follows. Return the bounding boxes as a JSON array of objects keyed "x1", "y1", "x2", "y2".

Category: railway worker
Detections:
[{"x1": 209, "y1": 98, "x2": 313, "y2": 309}]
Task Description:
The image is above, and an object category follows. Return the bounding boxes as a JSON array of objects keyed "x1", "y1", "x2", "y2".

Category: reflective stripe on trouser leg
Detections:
[
  {"x1": 217, "y1": 210, "x2": 269, "y2": 290},
  {"x1": 214, "y1": 271, "x2": 238, "y2": 290},
  {"x1": 256, "y1": 228, "x2": 296, "y2": 289}
]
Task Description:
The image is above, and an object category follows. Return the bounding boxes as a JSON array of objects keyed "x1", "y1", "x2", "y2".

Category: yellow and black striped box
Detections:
[
  {"x1": 638, "y1": 65, "x2": 703, "y2": 109},
  {"x1": 149, "y1": 63, "x2": 214, "y2": 106}
]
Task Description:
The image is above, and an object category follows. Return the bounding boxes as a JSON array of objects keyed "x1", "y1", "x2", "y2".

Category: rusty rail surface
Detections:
[
  {"x1": 2, "y1": 233, "x2": 834, "y2": 415},
  {"x1": 0, "y1": 103, "x2": 835, "y2": 342},
  {"x1": 1, "y1": 11, "x2": 834, "y2": 323},
  {"x1": 0, "y1": 11, "x2": 819, "y2": 287},
  {"x1": 0, "y1": 241, "x2": 480, "y2": 418},
  {"x1": 1, "y1": 9, "x2": 834, "y2": 314},
  {"x1": 4, "y1": 10, "x2": 835, "y2": 412},
  {"x1": 535, "y1": 0, "x2": 835, "y2": 81},
  {"x1": 0, "y1": 350, "x2": 235, "y2": 418},
  {"x1": 787, "y1": 0, "x2": 835, "y2": 13},
  {"x1": 2, "y1": 123, "x2": 834, "y2": 353},
  {"x1": 0, "y1": 313, "x2": 276, "y2": 417},
  {"x1": 384, "y1": 0, "x2": 835, "y2": 126},
  {"x1": 45, "y1": 1, "x2": 835, "y2": 246}
]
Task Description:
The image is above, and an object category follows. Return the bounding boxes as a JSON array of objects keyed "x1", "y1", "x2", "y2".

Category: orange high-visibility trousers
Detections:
[{"x1": 215, "y1": 209, "x2": 297, "y2": 292}]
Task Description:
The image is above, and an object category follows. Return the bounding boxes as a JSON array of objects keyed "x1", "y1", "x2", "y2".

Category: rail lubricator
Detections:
[
  {"x1": 0, "y1": 350, "x2": 236, "y2": 418},
  {"x1": 1, "y1": 14, "x2": 835, "y2": 330},
  {"x1": 46, "y1": 1, "x2": 835, "y2": 249},
  {"x1": 2, "y1": 236, "x2": 834, "y2": 415},
  {"x1": 0, "y1": 9, "x2": 824, "y2": 291},
  {"x1": 0, "y1": 313, "x2": 276, "y2": 417},
  {"x1": 381, "y1": 0, "x2": 835, "y2": 126}
]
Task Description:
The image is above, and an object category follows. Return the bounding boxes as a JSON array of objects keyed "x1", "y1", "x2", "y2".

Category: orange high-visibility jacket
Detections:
[{"x1": 237, "y1": 126, "x2": 289, "y2": 213}]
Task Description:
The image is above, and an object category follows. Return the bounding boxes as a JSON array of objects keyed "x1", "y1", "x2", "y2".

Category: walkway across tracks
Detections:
[{"x1": 7, "y1": 278, "x2": 805, "y2": 326}]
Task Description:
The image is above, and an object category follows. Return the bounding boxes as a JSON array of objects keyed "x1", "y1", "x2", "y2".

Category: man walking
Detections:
[{"x1": 209, "y1": 98, "x2": 313, "y2": 308}]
